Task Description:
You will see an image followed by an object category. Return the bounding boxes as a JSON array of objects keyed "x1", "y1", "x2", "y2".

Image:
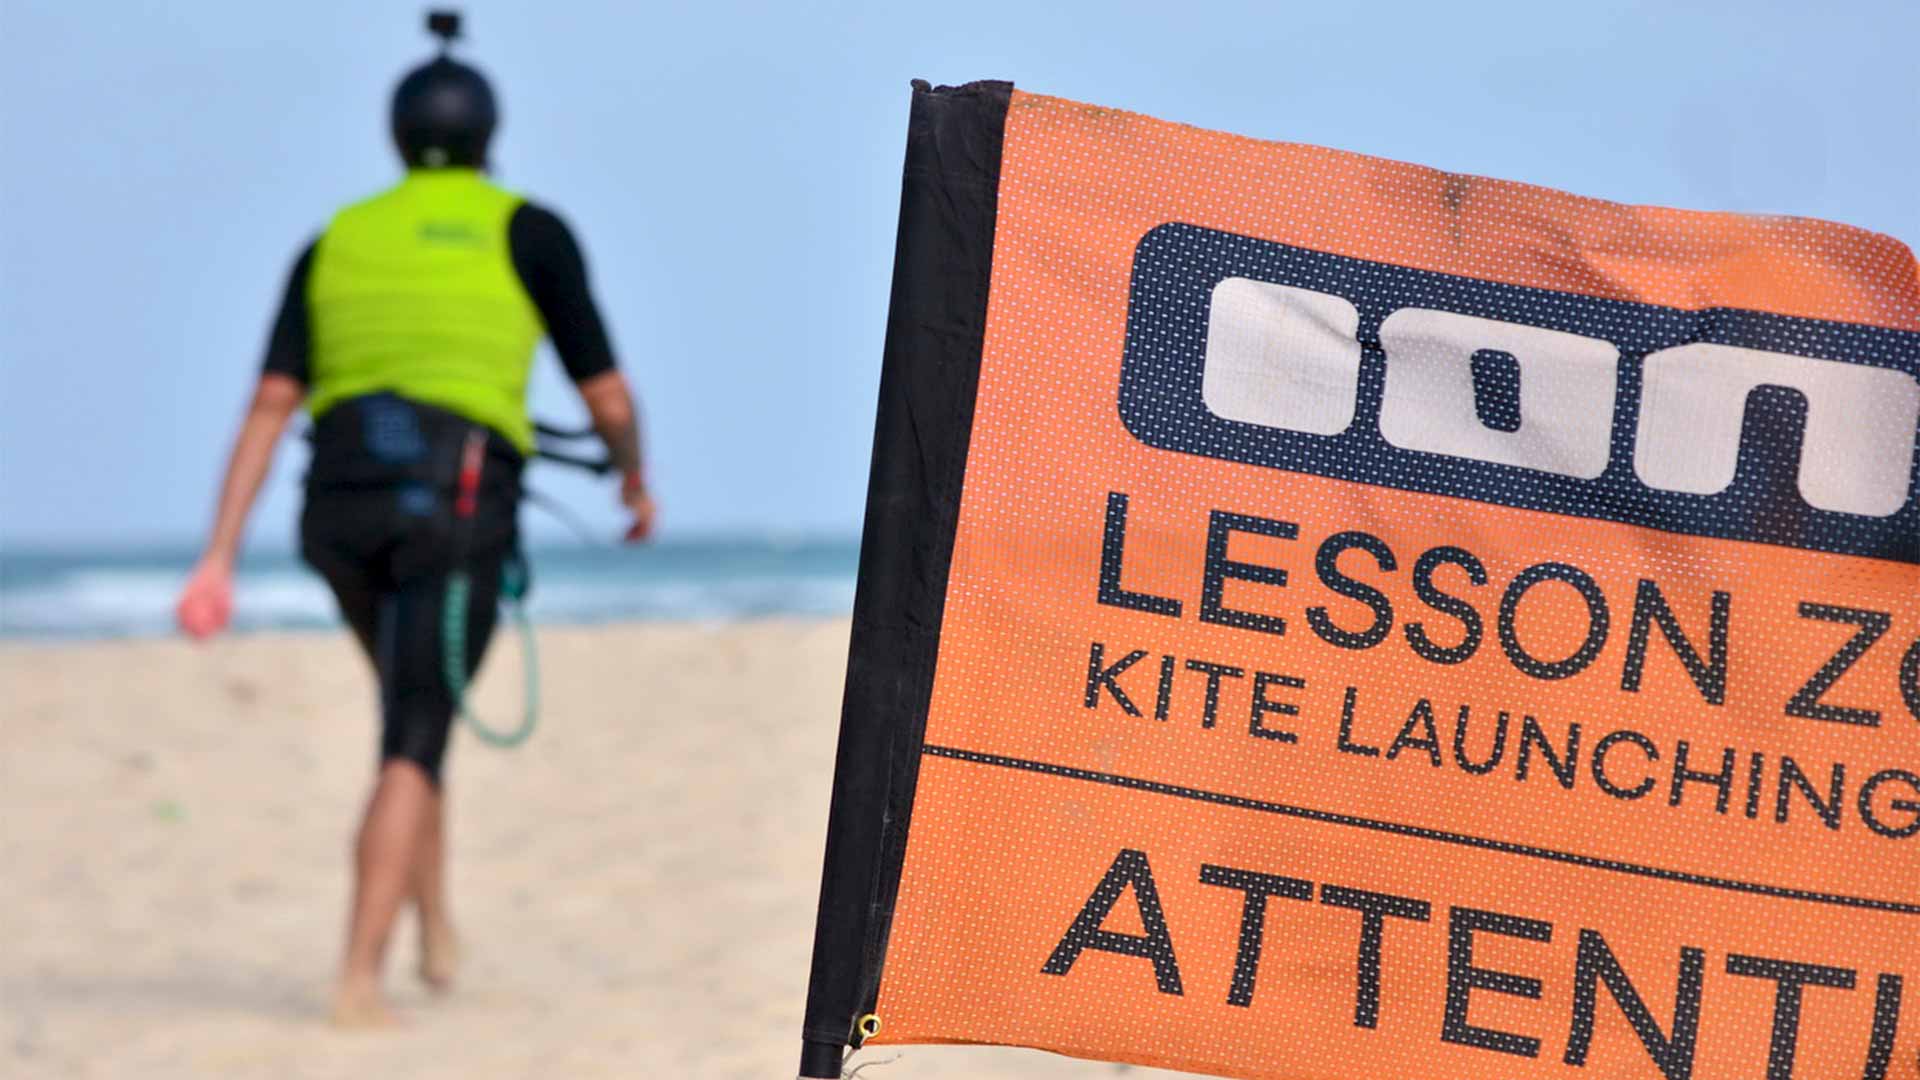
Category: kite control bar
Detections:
[{"x1": 532, "y1": 420, "x2": 616, "y2": 476}]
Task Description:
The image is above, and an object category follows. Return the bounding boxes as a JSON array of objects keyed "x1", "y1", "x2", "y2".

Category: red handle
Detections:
[{"x1": 455, "y1": 431, "x2": 486, "y2": 519}]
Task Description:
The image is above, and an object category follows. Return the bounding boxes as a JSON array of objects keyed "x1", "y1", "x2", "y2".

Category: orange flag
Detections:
[{"x1": 802, "y1": 80, "x2": 1920, "y2": 1080}]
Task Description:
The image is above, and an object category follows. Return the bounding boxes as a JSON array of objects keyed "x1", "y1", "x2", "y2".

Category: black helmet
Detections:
[{"x1": 391, "y1": 11, "x2": 497, "y2": 168}]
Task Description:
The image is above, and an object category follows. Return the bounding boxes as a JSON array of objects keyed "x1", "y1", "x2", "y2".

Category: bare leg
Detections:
[
  {"x1": 413, "y1": 784, "x2": 459, "y2": 992},
  {"x1": 333, "y1": 759, "x2": 434, "y2": 1026}
]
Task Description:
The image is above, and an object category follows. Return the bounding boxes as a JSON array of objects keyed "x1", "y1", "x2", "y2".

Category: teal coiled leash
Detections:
[
  {"x1": 443, "y1": 552, "x2": 539, "y2": 748},
  {"x1": 440, "y1": 421, "x2": 615, "y2": 750},
  {"x1": 443, "y1": 430, "x2": 540, "y2": 749}
]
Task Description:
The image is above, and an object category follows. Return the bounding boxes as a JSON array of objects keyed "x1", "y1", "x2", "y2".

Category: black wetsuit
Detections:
[{"x1": 264, "y1": 203, "x2": 616, "y2": 783}]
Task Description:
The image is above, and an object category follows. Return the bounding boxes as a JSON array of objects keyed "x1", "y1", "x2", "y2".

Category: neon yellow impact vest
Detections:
[{"x1": 306, "y1": 169, "x2": 544, "y2": 454}]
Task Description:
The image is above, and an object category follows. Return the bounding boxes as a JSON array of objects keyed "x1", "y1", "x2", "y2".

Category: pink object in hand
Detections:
[{"x1": 176, "y1": 563, "x2": 234, "y2": 640}]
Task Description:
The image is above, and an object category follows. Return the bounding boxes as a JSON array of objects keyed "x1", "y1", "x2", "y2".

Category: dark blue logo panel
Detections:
[{"x1": 1118, "y1": 223, "x2": 1920, "y2": 564}]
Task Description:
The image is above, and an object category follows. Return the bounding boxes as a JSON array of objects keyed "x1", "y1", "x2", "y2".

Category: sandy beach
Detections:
[{"x1": 1, "y1": 620, "x2": 1174, "y2": 1079}]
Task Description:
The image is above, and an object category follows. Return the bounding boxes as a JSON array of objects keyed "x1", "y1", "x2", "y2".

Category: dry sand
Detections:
[{"x1": 1, "y1": 621, "x2": 1178, "y2": 1079}]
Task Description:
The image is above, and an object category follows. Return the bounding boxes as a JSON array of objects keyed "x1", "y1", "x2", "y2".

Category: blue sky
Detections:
[{"x1": 2, "y1": 0, "x2": 1914, "y2": 550}]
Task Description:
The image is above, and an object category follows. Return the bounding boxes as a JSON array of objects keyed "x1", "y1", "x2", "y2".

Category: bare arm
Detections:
[
  {"x1": 576, "y1": 370, "x2": 642, "y2": 476},
  {"x1": 177, "y1": 373, "x2": 304, "y2": 637},
  {"x1": 200, "y1": 373, "x2": 305, "y2": 564},
  {"x1": 574, "y1": 370, "x2": 656, "y2": 541}
]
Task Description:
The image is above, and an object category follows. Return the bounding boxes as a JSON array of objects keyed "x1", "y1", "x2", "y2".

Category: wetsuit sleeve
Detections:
[
  {"x1": 509, "y1": 203, "x2": 618, "y2": 382},
  {"x1": 260, "y1": 240, "x2": 316, "y2": 383}
]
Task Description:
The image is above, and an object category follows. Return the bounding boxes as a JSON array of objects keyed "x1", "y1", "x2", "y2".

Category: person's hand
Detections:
[
  {"x1": 621, "y1": 471, "x2": 657, "y2": 543},
  {"x1": 177, "y1": 556, "x2": 235, "y2": 640}
]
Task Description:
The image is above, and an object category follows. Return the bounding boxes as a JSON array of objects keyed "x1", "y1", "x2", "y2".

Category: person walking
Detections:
[{"x1": 175, "y1": 11, "x2": 654, "y2": 1025}]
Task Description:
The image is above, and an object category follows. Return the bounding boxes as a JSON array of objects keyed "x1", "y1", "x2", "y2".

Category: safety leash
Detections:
[{"x1": 443, "y1": 429, "x2": 540, "y2": 748}]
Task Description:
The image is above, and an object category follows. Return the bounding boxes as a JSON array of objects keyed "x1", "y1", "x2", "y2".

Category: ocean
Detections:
[{"x1": 0, "y1": 538, "x2": 861, "y2": 640}]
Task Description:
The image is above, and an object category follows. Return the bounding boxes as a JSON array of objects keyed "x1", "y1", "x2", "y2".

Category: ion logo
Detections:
[{"x1": 1120, "y1": 224, "x2": 1920, "y2": 562}]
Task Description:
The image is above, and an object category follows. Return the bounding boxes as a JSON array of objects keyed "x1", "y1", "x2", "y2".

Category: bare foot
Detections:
[
  {"x1": 330, "y1": 978, "x2": 399, "y2": 1028},
  {"x1": 418, "y1": 920, "x2": 460, "y2": 994}
]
